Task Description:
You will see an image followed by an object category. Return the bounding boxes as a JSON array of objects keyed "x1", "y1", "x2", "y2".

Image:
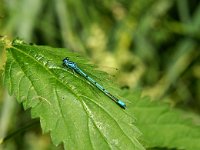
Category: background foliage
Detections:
[{"x1": 0, "y1": 0, "x2": 200, "y2": 149}]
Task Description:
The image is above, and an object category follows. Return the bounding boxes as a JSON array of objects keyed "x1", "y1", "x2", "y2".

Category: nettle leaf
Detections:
[
  {"x1": 123, "y1": 91, "x2": 200, "y2": 150},
  {"x1": 4, "y1": 39, "x2": 144, "y2": 150}
]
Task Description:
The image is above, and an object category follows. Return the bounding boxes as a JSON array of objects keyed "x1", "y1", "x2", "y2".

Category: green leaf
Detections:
[
  {"x1": 3, "y1": 39, "x2": 144, "y2": 150},
  {"x1": 122, "y1": 90, "x2": 200, "y2": 150}
]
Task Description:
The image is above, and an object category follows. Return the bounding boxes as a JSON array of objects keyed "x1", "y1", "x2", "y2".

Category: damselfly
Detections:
[{"x1": 63, "y1": 57, "x2": 126, "y2": 109}]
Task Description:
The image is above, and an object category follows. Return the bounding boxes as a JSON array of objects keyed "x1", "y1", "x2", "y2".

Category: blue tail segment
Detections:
[{"x1": 117, "y1": 100, "x2": 126, "y2": 109}]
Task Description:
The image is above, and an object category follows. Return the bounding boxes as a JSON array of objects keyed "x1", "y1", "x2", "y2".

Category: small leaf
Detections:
[
  {"x1": 4, "y1": 39, "x2": 144, "y2": 150},
  {"x1": 123, "y1": 90, "x2": 200, "y2": 150}
]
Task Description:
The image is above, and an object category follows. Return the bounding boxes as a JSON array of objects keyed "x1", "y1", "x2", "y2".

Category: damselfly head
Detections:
[
  {"x1": 63, "y1": 57, "x2": 69, "y2": 66},
  {"x1": 63, "y1": 57, "x2": 70, "y2": 64}
]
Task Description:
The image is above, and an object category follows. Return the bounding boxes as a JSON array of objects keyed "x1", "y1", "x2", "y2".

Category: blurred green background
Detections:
[{"x1": 0, "y1": 0, "x2": 200, "y2": 149}]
